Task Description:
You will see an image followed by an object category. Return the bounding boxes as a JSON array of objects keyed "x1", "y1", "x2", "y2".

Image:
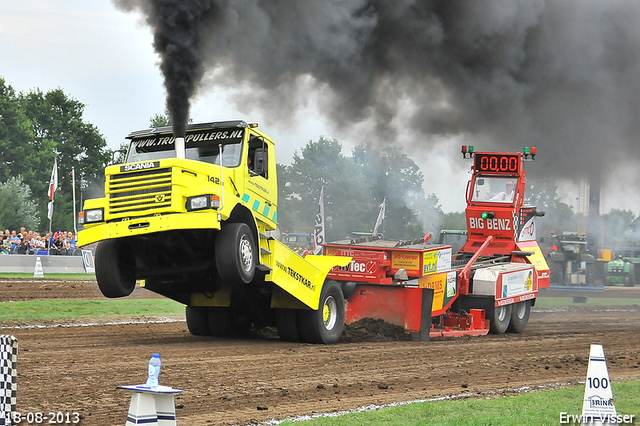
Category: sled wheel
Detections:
[
  {"x1": 507, "y1": 300, "x2": 530, "y2": 333},
  {"x1": 298, "y1": 280, "x2": 345, "y2": 344},
  {"x1": 186, "y1": 306, "x2": 211, "y2": 336},
  {"x1": 489, "y1": 304, "x2": 512, "y2": 334},
  {"x1": 216, "y1": 223, "x2": 255, "y2": 284},
  {"x1": 95, "y1": 239, "x2": 136, "y2": 298},
  {"x1": 207, "y1": 306, "x2": 252, "y2": 338},
  {"x1": 276, "y1": 309, "x2": 302, "y2": 342}
]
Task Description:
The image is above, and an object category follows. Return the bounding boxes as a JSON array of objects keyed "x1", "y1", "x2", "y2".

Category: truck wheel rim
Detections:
[
  {"x1": 323, "y1": 296, "x2": 337, "y2": 330},
  {"x1": 515, "y1": 302, "x2": 526, "y2": 319},
  {"x1": 239, "y1": 235, "x2": 253, "y2": 272},
  {"x1": 497, "y1": 306, "x2": 508, "y2": 322}
]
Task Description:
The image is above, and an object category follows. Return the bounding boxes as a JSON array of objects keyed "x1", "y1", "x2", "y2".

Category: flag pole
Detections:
[
  {"x1": 373, "y1": 197, "x2": 386, "y2": 236},
  {"x1": 72, "y1": 166, "x2": 77, "y2": 235},
  {"x1": 47, "y1": 156, "x2": 58, "y2": 253}
]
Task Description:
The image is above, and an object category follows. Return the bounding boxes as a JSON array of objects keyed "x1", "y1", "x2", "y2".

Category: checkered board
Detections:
[{"x1": 0, "y1": 335, "x2": 18, "y2": 426}]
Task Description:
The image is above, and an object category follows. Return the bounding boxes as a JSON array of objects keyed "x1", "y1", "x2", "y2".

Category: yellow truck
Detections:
[{"x1": 78, "y1": 121, "x2": 350, "y2": 343}]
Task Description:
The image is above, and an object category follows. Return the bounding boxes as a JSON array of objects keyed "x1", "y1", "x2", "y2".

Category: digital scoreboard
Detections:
[{"x1": 474, "y1": 153, "x2": 521, "y2": 174}]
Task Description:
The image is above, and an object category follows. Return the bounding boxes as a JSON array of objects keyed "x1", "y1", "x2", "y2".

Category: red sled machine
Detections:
[{"x1": 324, "y1": 147, "x2": 550, "y2": 341}]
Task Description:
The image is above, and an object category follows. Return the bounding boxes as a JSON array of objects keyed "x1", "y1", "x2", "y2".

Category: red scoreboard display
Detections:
[{"x1": 474, "y1": 153, "x2": 521, "y2": 174}]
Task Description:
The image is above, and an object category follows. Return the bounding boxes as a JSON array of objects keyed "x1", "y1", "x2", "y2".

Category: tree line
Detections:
[
  {"x1": 1, "y1": 77, "x2": 638, "y2": 250},
  {"x1": 0, "y1": 78, "x2": 111, "y2": 232}
]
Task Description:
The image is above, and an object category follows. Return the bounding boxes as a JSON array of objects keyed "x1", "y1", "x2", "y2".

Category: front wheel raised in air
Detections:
[
  {"x1": 298, "y1": 280, "x2": 345, "y2": 344},
  {"x1": 95, "y1": 239, "x2": 136, "y2": 298},
  {"x1": 215, "y1": 223, "x2": 256, "y2": 284},
  {"x1": 489, "y1": 304, "x2": 512, "y2": 334},
  {"x1": 507, "y1": 300, "x2": 530, "y2": 333}
]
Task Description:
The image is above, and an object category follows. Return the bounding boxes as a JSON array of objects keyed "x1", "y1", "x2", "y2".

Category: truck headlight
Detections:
[
  {"x1": 84, "y1": 208, "x2": 104, "y2": 224},
  {"x1": 186, "y1": 195, "x2": 220, "y2": 211}
]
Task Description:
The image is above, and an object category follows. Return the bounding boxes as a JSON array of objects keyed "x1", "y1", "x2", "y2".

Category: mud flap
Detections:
[{"x1": 411, "y1": 288, "x2": 434, "y2": 342}]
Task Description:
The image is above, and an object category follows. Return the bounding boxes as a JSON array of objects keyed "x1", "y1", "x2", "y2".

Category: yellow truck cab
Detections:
[{"x1": 78, "y1": 121, "x2": 349, "y2": 343}]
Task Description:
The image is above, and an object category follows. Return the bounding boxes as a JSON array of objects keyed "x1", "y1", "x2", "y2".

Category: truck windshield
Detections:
[
  {"x1": 126, "y1": 129, "x2": 245, "y2": 167},
  {"x1": 471, "y1": 176, "x2": 518, "y2": 203}
]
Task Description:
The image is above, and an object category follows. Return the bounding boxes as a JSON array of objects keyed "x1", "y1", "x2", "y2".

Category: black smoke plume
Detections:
[
  {"x1": 114, "y1": 0, "x2": 217, "y2": 137},
  {"x1": 114, "y1": 0, "x2": 640, "y2": 183}
]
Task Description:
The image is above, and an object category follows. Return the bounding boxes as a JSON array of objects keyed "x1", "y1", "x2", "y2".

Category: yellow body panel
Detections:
[
  {"x1": 516, "y1": 241, "x2": 550, "y2": 273},
  {"x1": 79, "y1": 211, "x2": 221, "y2": 246},
  {"x1": 266, "y1": 239, "x2": 350, "y2": 310},
  {"x1": 190, "y1": 284, "x2": 232, "y2": 307}
]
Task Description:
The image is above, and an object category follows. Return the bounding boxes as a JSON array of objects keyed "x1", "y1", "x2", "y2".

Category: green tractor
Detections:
[
  {"x1": 547, "y1": 232, "x2": 597, "y2": 287},
  {"x1": 438, "y1": 229, "x2": 468, "y2": 254},
  {"x1": 605, "y1": 248, "x2": 640, "y2": 287}
]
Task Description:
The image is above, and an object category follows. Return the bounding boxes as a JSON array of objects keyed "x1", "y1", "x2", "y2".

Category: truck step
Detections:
[
  {"x1": 259, "y1": 232, "x2": 269, "y2": 240},
  {"x1": 257, "y1": 263, "x2": 272, "y2": 272},
  {"x1": 260, "y1": 247, "x2": 272, "y2": 255}
]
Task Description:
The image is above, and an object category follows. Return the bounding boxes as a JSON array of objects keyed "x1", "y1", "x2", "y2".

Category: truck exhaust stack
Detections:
[{"x1": 175, "y1": 136, "x2": 185, "y2": 159}]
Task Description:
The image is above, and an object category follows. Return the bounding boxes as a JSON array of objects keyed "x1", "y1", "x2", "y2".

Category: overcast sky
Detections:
[{"x1": 1, "y1": 1, "x2": 637, "y2": 216}]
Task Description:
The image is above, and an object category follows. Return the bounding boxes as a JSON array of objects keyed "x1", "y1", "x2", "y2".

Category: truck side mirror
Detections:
[
  {"x1": 254, "y1": 148, "x2": 268, "y2": 176},
  {"x1": 111, "y1": 149, "x2": 127, "y2": 164}
]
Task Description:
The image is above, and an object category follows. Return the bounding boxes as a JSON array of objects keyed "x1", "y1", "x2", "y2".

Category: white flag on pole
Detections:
[
  {"x1": 313, "y1": 187, "x2": 325, "y2": 255},
  {"x1": 372, "y1": 197, "x2": 386, "y2": 235},
  {"x1": 48, "y1": 158, "x2": 58, "y2": 201},
  {"x1": 47, "y1": 158, "x2": 58, "y2": 220}
]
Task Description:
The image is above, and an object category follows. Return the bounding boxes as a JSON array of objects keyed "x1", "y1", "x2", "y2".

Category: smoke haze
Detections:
[{"x1": 114, "y1": 0, "x2": 640, "y2": 182}]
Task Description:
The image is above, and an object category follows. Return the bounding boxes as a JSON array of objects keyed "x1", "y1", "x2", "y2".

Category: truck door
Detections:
[{"x1": 243, "y1": 135, "x2": 278, "y2": 228}]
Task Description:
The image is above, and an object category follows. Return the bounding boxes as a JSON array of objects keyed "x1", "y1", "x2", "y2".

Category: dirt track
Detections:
[{"x1": 2, "y1": 280, "x2": 640, "y2": 426}]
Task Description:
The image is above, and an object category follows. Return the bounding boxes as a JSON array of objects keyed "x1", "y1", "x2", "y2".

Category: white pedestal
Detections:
[{"x1": 118, "y1": 385, "x2": 183, "y2": 426}]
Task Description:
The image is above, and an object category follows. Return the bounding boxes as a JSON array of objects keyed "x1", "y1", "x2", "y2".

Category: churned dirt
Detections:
[{"x1": 2, "y1": 279, "x2": 640, "y2": 426}]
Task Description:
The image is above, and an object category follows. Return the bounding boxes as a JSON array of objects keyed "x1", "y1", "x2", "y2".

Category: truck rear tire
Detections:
[
  {"x1": 186, "y1": 306, "x2": 211, "y2": 336},
  {"x1": 276, "y1": 309, "x2": 302, "y2": 342},
  {"x1": 489, "y1": 304, "x2": 511, "y2": 334},
  {"x1": 207, "y1": 306, "x2": 252, "y2": 338},
  {"x1": 298, "y1": 280, "x2": 345, "y2": 344},
  {"x1": 95, "y1": 239, "x2": 136, "y2": 298},
  {"x1": 507, "y1": 300, "x2": 530, "y2": 333},
  {"x1": 216, "y1": 223, "x2": 256, "y2": 284}
]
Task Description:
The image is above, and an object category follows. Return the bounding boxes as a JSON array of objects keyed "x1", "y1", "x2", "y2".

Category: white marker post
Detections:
[
  {"x1": 34, "y1": 257, "x2": 44, "y2": 278},
  {"x1": 581, "y1": 344, "x2": 617, "y2": 425}
]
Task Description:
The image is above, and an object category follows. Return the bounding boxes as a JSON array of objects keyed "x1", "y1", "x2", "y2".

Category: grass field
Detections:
[
  {"x1": 0, "y1": 299, "x2": 185, "y2": 322},
  {"x1": 0, "y1": 272, "x2": 96, "y2": 280},
  {"x1": 280, "y1": 380, "x2": 640, "y2": 426},
  {"x1": 534, "y1": 297, "x2": 640, "y2": 309}
]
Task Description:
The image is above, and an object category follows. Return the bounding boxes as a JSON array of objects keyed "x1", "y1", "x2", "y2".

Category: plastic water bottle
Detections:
[{"x1": 146, "y1": 353, "x2": 161, "y2": 388}]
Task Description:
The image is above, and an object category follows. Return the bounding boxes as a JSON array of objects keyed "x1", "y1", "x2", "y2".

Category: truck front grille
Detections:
[{"x1": 108, "y1": 168, "x2": 173, "y2": 215}]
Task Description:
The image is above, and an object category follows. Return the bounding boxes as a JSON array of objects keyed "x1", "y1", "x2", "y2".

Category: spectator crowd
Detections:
[{"x1": 0, "y1": 227, "x2": 78, "y2": 255}]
